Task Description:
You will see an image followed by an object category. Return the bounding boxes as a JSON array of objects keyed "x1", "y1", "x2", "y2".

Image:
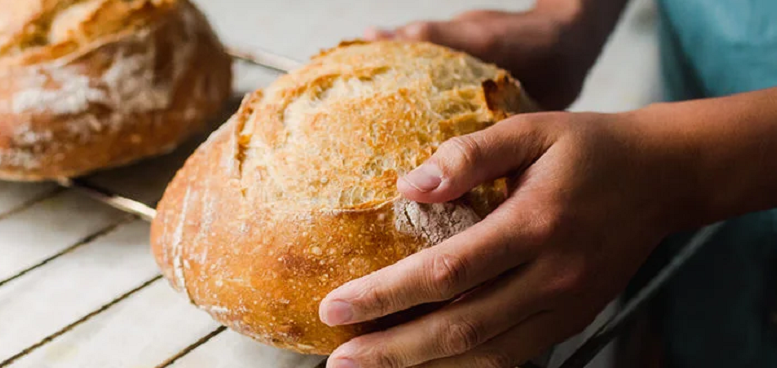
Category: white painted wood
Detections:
[
  {"x1": 10, "y1": 281, "x2": 220, "y2": 368},
  {"x1": 0, "y1": 182, "x2": 58, "y2": 216},
  {"x1": 570, "y1": 0, "x2": 662, "y2": 113},
  {"x1": 0, "y1": 191, "x2": 127, "y2": 281},
  {"x1": 0, "y1": 221, "x2": 158, "y2": 363},
  {"x1": 84, "y1": 135, "x2": 209, "y2": 206},
  {"x1": 195, "y1": 0, "x2": 533, "y2": 63},
  {"x1": 169, "y1": 330, "x2": 325, "y2": 368}
]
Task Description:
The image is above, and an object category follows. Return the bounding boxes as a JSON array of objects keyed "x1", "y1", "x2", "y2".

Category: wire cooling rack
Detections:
[{"x1": 0, "y1": 46, "x2": 722, "y2": 368}]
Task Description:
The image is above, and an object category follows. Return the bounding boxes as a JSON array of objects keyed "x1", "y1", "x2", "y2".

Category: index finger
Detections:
[{"x1": 318, "y1": 199, "x2": 545, "y2": 326}]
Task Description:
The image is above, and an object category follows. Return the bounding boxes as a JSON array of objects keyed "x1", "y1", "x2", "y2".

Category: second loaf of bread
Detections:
[
  {"x1": 151, "y1": 40, "x2": 536, "y2": 354},
  {"x1": 0, "y1": 0, "x2": 232, "y2": 180}
]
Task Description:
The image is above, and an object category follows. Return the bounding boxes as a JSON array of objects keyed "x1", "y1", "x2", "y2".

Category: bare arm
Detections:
[{"x1": 639, "y1": 87, "x2": 777, "y2": 227}]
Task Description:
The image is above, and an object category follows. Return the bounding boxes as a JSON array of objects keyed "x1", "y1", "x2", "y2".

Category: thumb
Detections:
[{"x1": 398, "y1": 116, "x2": 550, "y2": 203}]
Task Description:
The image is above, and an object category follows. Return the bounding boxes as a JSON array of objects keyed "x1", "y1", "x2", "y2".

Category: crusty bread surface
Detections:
[
  {"x1": 0, "y1": 0, "x2": 232, "y2": 180},
  {"x1": 151, "y1": 40, "x2": 536, "y2": 354}
]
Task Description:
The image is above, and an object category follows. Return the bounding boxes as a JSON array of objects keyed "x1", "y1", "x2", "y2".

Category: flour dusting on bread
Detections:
[
  {"x1": 11, "y1": 3, "x2": 198, "y2": 116},
  {"x1": 393, "y1": 198, "x2": 480, "y2": 246},
  {"x1": 11, "y1": 69, "x2": 107, "y2": 115}
]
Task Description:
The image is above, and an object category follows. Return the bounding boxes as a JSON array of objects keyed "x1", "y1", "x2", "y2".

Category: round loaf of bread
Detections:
[
  {"x1": 0, "y1": 0, "x2": 232, "y2": 181},
  {"x1": 151, "y1": 41, "x2": 536, "y2": 354}
]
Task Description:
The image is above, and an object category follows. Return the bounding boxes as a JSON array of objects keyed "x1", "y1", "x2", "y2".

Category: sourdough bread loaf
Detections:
[
  {"x1": 0, "y1": 0, "x2": 232, "y2": 180},
  {"x1": 151, "y1": 40, "x2": 536, "y2": 354}
]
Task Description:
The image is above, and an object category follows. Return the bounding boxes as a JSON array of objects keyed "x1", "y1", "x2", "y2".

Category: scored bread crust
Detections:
[
  {"x1": 0, "y1": 0, "x2": 232, "y2": 181},
  {"x1": 151, "y1": 41, "x2": 537, "y2": 354}
]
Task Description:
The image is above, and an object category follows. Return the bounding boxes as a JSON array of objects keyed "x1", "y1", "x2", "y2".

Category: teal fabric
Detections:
[
  {"x1": 658, "y1": 0, "x2": 777, "y2": 100},
  {"x1": 639, "y1": 1, "x2": 777, "y2": 367}
]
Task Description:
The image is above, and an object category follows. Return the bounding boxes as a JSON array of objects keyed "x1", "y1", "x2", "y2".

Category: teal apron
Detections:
[{"x1": 629, "y1": 1, "x2": 777, "y2": 366}]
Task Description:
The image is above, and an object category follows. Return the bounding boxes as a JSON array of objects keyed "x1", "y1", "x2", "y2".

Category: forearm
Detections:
[{"x1": 638, "y1": 87, "x2": 777, "y2": 228}]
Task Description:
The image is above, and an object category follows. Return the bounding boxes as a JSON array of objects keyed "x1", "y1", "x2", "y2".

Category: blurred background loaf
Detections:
[
  {"x1": 151, "y1": 40, "x2": 537, "y2": 354},
  {"x1": 0, "y1": 0, "x2": 232, "y2": 181}
]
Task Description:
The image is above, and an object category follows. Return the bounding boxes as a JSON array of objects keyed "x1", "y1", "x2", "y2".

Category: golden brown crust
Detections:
[
  {"x1": 151, "y1": 41, "x2": 536, "y2": 354},
  {"x1": 0, "y1": 0, "x2": 232, "y2": 180}
]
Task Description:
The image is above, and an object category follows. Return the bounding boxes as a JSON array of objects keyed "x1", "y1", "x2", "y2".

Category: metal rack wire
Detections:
[{"x1": 0, "y1": 45, "x2": 722, "y2": 368}]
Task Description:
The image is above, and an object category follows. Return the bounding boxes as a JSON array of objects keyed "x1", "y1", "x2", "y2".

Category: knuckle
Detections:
[
  {"x1": 544, "y1": 19, "x2": 566, "y2": 49},
  {"x1": 372, "y1": 346, "x2": 403, "y2": 368},
  {"x1": 469, "y1": 27, "x2": 501, "y2": 55},
  {"x1": 546, "y1": 259, "x2": 589, "y2": 296},
  {"x1": 352, "y1": 280, "x2": 396, "y2": 317},
  {"x1": 539, "y1": 198, "x2": 571, "y2": 236},
  {"x1": 350, "y1": 337, "x2": 403, "y2": 368},
  {"x1": 472, "y1": 351, "x2": 515, "y2": 368},
  {"x1": 551, "y1": 272, "x2": 582, "y2": 296},
  {"x1": 403, "y1": 21, "x2": 435, "y2": 40},
  {"x1": 376, "y1": 354, "x2": 402, "y2": 368},
  {"x1": 428, "y1": 252, "x2": 468, "y2": 300},
  {"x1": 522, "y1": 206, "x2": 564, "y2": 245},
  {"x1": 440, "y1": 318, "x2": 484, "y2": 355},
  {"x1": 437, "y1": 135, "x2": 483, "y2": 173},
  {"x1": 568, "y1": 261, "x2": 591, "y2": 290}
]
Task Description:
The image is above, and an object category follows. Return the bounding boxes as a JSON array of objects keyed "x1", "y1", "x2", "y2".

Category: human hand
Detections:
[
  {"x1": 364, "y1": 5, "x2": 620, "y2": 110},
  {"x1": 319, "y1": 110, "x2": 696, "y2": 367}
]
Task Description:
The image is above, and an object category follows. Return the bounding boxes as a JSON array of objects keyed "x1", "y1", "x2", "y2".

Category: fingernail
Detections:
[
  {"x1": 321, "y1": 300, "x2": 354, "y2": 326},
  {"x1": 329, "y1": 358, "x2": 358, "y2": 368},
  {"x1": 402, "y1": 163, "x2": 442, "y2": 192}
]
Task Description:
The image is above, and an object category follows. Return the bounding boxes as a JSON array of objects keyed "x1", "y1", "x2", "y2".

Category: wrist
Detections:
[
  {"x1": 632, "y1": 92, "x2": 777, "y2": 230},
  {"x1": 625, "y1": 105, "x2": 711, "y2": 232}
]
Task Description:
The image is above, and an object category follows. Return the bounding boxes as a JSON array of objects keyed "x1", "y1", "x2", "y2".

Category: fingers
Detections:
[
  {"x1": 364, "y1": 19, "x2": 496, "y2": 56},
  {"x1": 326, "y1": 264, "x2": 549, "y2": 368},
  {"x1": 319, "y1": 198, "x2": 541, "y2": 327},
  {"x1": 398, "y1": 116, "x2": 552, "y2": 204},
  {"x1": 414, "y1": 312, "x2": 568, "y2": 368}
]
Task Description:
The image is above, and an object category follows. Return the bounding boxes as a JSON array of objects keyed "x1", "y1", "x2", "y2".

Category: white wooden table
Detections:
[{"x1": 0, "y1": 0, "x2": 660, "y2": 367}]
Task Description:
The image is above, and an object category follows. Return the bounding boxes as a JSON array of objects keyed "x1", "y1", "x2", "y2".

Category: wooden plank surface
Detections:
[
  {"x1": 0, "y1": 182, "x2": 58, "y2": 217},
  {"x1": 10, "y1": 281, "x2": 219, "y2": 368},
  {"x1": 0, "y1": 191, "x2": 128, "y2": 282},
  {"x1": 0, "y1": 221, "x2": 155, "y2": 364},
  {"x1": 169, "y1": 330, "x2": 326, "y2": 368}
]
